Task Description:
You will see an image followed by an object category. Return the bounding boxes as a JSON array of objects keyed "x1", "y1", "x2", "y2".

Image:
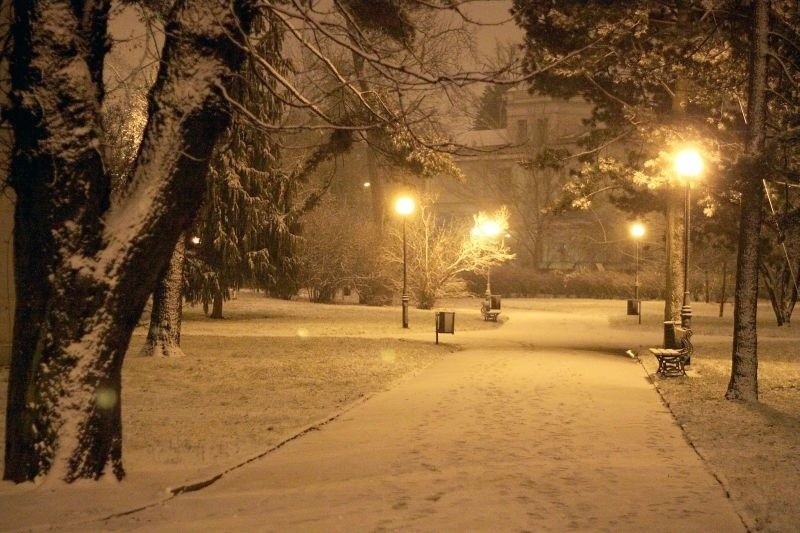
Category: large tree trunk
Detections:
[
  {"x1": 142, "y1": 236, "x2": 187, "y2": 358},
  {"x1": 726, "y1": 0, "x2": 769, "y2": 402},
  {"x1": 664, "y1": 193, "x2": 683, "y2": 322},
  {"x1": 4, "y1": 0, "x2": 256, "y2": 482}
]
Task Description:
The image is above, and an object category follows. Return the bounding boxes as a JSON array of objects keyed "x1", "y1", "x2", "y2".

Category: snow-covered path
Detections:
[{"x1": 101, "y1": 309, "x2": 745, "y2": 532}]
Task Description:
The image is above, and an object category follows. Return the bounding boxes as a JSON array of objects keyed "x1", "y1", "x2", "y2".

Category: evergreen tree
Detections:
[
  {"x1": 183, "y1": 13, "x2": 354, "y2": 320},
  {"x1": 183, "y1": 12, "x2": 293, "y2": 319},
  {"x1": 473, "y1": 84, "x2": 509, "y2": 130}
]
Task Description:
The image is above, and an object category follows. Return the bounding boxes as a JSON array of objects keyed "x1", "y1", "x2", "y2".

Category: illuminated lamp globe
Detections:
[
  {"x1": 395, "y1": 196, "x2": 415, "y2": 216},
  {"x1": 675, "y1": 149, "x2": 703, "y2": 179}
]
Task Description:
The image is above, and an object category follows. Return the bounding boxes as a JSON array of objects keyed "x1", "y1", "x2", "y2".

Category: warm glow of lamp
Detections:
[
  {"x1": 630, "y1": 223, "x2": 645, "y2": 239},
  {"x1": 473, "y1": 219, "x2": 502, "y2": 238},
  {"x1": 479, "y1": 220, "x2": 502, "y2": 237},
  {"x1": 675, "y1": 149, "x2": 703, "y2": 179},
  {"x1": 395, "y1": 196, "x2": 415, "y2": 216}
]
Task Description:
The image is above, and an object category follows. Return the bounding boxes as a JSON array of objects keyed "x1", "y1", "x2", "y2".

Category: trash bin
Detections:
[
  {"x1": 436, "y1": 311, "x2": 455, "y2": 334},
  {"x1": 663, "y1": 321, "x2": 678, "y2": 349},
  {"x1": 435, "y1": 311, "x2": 455, "y2": 344},
  {"x1": 627, "y1": 299, "x2": 640, "y2": 316}
]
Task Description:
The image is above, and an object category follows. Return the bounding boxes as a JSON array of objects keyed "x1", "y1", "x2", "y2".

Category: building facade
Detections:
[{"x1": 433, "y1": 87, "x2": 632, "y2": 271}]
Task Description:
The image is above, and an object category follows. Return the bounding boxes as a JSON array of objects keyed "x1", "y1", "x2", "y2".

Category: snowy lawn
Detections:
[
  {"x1": 1, "y1": 291, "x2": 485, "y2": 485},
  {"x1": 0, "y1": 293, "x2": 798, "y2": 531},
  {"x1": 634, "y1": 322, "x2": 800, "y2": 533},
  {"x1": 123, "y1": 292, "x2": 491, "y2": 479}
]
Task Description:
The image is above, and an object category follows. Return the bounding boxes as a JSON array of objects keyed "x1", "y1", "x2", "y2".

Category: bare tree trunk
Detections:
[
  {"x1": 367, "y1": 142, "x2": 385, "y2": 230},
  {"x1": 719, "y1": 262, "x2": 728, "y2": 318},
  {"x1": 209, "y1": 291, "x2": 224, "y2": 319},
  {"x1": 4, "y1": 0, "x2": 256, "y2": 482},
  {"x1": 142, "y1": 236, "x2": 187, "y2": 357},
  {"x1": 786, "y1": 285, "x2": 797, "y2": 325},
  {"x1": 726, "y1": 0, "x2": 769, "y2": 402},
  {"x1": 774, "y1": 225, "x2": 799, "y2": 325},
  {"x1": 349, "y1": 47, "x2": 386, "y2": 231},
  {"x1": 759, "y1": 260, "x2": 785, "y2": 326}
]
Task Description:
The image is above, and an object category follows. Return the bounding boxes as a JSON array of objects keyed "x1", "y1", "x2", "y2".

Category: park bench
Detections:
[
  {"x1": 649, "y1": 326, "x2": 693, "y2": 377},
  {"x1": 481, "y1": 295, "x2": 501, "y2": 322},
  {"x1": 481, "y1": 302, "x2": 500, "y2": 321}
]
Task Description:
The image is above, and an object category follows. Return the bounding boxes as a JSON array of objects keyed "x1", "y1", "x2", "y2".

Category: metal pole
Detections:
[
  {"x1": 635, "y1": 239, "x2": 641, "y2": 324},
  {"x1": 402, "y1": 218, "x2": 409, "y2": 328},
  {"x1": 681, "y1": 182, "x2": 692, "y2": 329},
  {"x1": 486, "y1": 266, "x2": 491, "y2": 298}
]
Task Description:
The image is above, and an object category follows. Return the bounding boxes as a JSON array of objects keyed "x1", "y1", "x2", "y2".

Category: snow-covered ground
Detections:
[{"x1": 0, "y1": 292, "x2": 798, "y2": 531}]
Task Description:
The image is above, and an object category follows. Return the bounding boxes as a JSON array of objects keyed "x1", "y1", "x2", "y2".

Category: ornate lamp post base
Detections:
[
  {"x1": 680, "y1": 303, "x2": 692, "y2": 329},
  {"x1": 681, "y1": 290, "x2": 692, "y2": 364},
  {"x1": 402, "y1": 294, "x2": 409, "y2": 329}
]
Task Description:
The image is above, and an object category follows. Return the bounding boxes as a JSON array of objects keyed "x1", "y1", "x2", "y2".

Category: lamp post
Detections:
[
  {"x1": 472, "y1": 219, "x2": 502, "y2": 297},
  {"x1": 674, "y1": 149, "x2": 703, "y2": 330},
  {"x1": 395, "y1": 195, "x2": 415, "y2": 328},
  {"x1": 630, "y1": 222, "x2": 645, "y2": 325}
]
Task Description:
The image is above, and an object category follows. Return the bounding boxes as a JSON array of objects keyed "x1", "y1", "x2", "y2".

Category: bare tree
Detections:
[
  {"x1": 296, "y1": 195, "x2": 388, "y2": 303},
  {"x1": 385, "y1": 203, "x2": 514, "y2": 309}
]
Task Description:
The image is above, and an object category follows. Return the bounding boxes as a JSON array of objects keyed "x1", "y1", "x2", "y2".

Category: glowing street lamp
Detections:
[
  {"x1": 472, "y1": 219, "x2": 503, "y2": 297},
  {"x1": 395, "y1": 195, "x2": 415, "y2": 328},
  {"x1": 674, "y1": 148, "x2": 703, "y2": 329},
  {"x1": 630, "y1": 222, "x2": 646, "y2": 324}
]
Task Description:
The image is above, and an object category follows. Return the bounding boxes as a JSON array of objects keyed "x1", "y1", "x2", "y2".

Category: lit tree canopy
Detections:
[{"x1": 385, "y1": 203, "x2": 514, "y2": 309}]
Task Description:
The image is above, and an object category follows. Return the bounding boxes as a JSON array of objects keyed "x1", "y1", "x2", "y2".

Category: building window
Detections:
[{"x1": 536, "y1": 118, "x2": 549, "y2": 146}]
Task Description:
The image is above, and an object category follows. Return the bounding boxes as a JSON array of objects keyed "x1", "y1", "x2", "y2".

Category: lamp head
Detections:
[
  {"x1": 395, "y1": 196, "x2": 415, "y2": 216},
  {"x1": 630, "y1": 223, "x2": 645, "y2": 239},
  {"x1": 674, "y1": 149, "x2": 703, "y2": 179}
]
